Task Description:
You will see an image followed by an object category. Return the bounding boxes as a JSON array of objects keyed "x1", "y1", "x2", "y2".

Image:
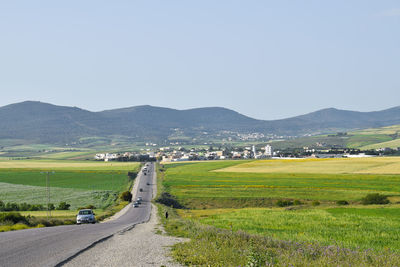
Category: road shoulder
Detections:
[{"x1": 63, "y1": 204, "x2": 186, "y2": 267}]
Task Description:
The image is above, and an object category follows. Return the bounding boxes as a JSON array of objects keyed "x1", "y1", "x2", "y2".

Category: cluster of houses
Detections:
[
  {"x1": 94, "y1": 143, "x2": 400, "y2": 162},
  {"x1": 94, "y1": 145, "x2": 275, "y2": 162},
  {"x1": 157, "y1": 144, "x2": 275, "y2": 162}
]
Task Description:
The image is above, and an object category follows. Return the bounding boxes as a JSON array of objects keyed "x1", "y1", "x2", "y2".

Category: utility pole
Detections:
[{"x1": 41, "y1": 171, "x2": 55, "y2": 219}]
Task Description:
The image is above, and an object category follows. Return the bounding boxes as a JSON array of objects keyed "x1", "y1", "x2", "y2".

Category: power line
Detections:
[{"x1": 41, "y1": 171, "x2": 55, "y2": 219}]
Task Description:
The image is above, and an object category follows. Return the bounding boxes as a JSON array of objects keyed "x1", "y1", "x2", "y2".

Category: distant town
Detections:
[{"x1": 94, "y1": 144, "x2": 400, "y2": 162}]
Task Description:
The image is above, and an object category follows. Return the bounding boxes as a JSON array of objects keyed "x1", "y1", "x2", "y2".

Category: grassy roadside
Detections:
[
  {"x1": 155, "y1": 163, "x2": 400, "y2": 266},
  {"x1": 0, "y1": 200, "x2": 131, "y2": 233}
]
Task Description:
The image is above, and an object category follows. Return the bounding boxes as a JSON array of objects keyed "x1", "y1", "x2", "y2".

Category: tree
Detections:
[
  {"x1": 57, "y1": 202, "x2": 70, "y2": 210},
  {"x1": 361, "y1": 193, "x2": 389, "y2": 205},
  {"x1": 120, "y1": 191, "x2": 132, "y2": 202}
]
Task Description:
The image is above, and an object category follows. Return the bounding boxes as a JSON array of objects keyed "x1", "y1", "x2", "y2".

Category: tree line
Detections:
[{"x1": 0, "y1": 201, "x2": 70, "y2": 211}]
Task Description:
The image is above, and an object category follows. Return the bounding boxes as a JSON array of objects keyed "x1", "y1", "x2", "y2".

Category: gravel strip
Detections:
[{"x1": 63, "y1": 204, "x2": 186, "y2": 267}]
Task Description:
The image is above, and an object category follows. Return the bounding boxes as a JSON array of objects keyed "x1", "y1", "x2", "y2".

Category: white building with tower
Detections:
[{"x1": 265, "y1": 144, "x2": 273, "y2": 157}]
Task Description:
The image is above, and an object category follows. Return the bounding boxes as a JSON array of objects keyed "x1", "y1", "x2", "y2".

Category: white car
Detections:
[{"x1": 76, "y1": 209, "x2": 96, "y2": 224}]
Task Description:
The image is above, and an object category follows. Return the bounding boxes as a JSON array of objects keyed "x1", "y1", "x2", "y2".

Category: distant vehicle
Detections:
[
  {"x1": 144, "y1": 172, "x2": 147, "y2": 176},
  {"x1": 146, "y1": 182, "x2": 150, "y2": 185},
  {"x1": 76, "y1": 209, "x2": 96, "y2": 224},
  {"x1": 137, "y1": 197, "x2": 142, "y2": 203},
  {"x1": 139, "y1": 188, "x2": 143, "y2": 192},
  {"x1": 133, "y1": 202, "x2": 139, "y2": 208}
]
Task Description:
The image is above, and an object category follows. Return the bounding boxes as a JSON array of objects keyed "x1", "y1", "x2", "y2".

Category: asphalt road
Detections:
[{"x1": 0, "y1": 162, "x2": 156, "y2": 267}]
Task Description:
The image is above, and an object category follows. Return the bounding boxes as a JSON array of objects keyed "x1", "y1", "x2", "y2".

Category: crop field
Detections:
[
  {"x1": 0, "y1": 159, "x2": 139, "y2": 171},
  {"x1": 38, "y1": 151, "x2": 95, "y2": 160},
  {"x1": 0, "y1": 159, "x2": 139, "y2": 209},
  {"x1": 179, "y1": 205, "x2": 400, "y2": 251},
  {"x1": 163, "y1": 158, "x2": 400, "y2": 206},
  {"x1": 268, "y1": 124, "x2": 400, "y2": 150},
  {"x1": 361, "y1": 138, "x2": 400, "y2": 150},
  {"x1": 162, "y1": 158, "x2": 400, "y2": 253},
  {"x1": 217, "y1": 157, "x2": 400, "y2": 174},
  {"x1": 351, "y1": 124, "x2": 400, "y2": 135}
]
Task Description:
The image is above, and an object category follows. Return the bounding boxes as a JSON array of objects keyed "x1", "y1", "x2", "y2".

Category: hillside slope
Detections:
[{"x1": 1, "y1": 101, "x2": 400, "y2": 144}]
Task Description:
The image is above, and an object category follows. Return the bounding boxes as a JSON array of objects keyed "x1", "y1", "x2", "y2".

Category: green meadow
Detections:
[
  {"x1": 161, "y1": 158, "x2": 400, "y2": 257},
  {"x1": 163, "y1": 158, "x2": 400, "y2": 209},
  {"x1": 179, "y1": 205, "x2": 400, "y2": 251}
]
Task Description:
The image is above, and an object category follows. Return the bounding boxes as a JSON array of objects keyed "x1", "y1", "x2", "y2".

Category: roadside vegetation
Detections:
[{"x1": 156, "y1": 159, "x2": 400, "y2": 265}]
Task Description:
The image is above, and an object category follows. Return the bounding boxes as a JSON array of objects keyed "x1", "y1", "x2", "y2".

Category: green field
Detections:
[
  {"x1": 162, "y1": 158, "x2": 400, "y2": 253},
  {"x1": 361, "y1": 138, "x2": 400, "y2": 150},
  {"x1": 268, "y1": 124, "x2": 400, "y2": 150},
  {"x1": 0, "y1": 159, "x2": 139, "y2": 209},
  {"x1": 163, "y1": 158, "x2": 400, "y2": 208},
  {"x1": 179, "y1": 205, "x2": 400, "y2": 251}
]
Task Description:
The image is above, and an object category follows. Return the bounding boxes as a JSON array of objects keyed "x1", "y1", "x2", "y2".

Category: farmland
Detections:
[
  {"x1": 0, "y1": 159, "x2": 139, "y2": 209},
  {"x1": 179, "y1": 205, "x2": 400, "y2": 251},
  {"x1": 218, "y1": 157, "x2": 400, "y2": 174},
  {"x1": 160, "y1": 158, "x2": 400, "y2": 258},
  {"x1": 163, "y1": 158, "x2": 400, "y2": 208},
  {"x1": 268, "y1": 124, "x2": 400, "y2": 150}
]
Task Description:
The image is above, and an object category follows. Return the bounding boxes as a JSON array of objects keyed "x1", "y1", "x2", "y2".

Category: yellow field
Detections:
[
  {"x1": 216, "y1": 157, "x2": 400, "y2": 174},
  {"x1": 18, "y1": 210, "x2": 78, "y2": 218},
  {"x1": 0, "y1": 159, "x2": 139, "y2": 171}
]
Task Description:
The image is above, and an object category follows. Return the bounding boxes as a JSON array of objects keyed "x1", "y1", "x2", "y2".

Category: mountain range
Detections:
[{"x1": 1, "y1": 101, "x2": 400, "y2": 144}]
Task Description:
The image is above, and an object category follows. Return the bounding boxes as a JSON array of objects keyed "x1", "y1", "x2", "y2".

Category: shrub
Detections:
[
  {"x1": 0, "y1": 202, "x2": 46, "y2": 212},
  {"x1": 156, "y1": 192, "x2": 185, "y2": 209},
  {"x1": 47, "y1": 203, "x2": 55, "y2": 211},
  {"x1": 0, "y1": 212, "x2": 29, "y2": 225},
  {"x1": 312, "y1": 200, "x2": 320, "y2": 206},
  {"x1": 336, "y1": 200, "x2": 349, "y2": 205},
  {"x1": 120, "y1": 191, "x2": 133, "y2": 202},
  {"x1": 78, "y1": 205, "x2": 97, "y2": 210},
  {"x1": 276, "y1": 200, "x2": 293, "y2": 207},
  {"x1": 127, "y1": 171, "x2": 138, "y2": 180},
  {"x1": 57, "y1": 202, "x2": 71, "y2": 210},
  {"x1": 361, "y1": 193, "x2": 389, "y2": 205},
  {"x1": 28, "y1": 204, "x2": 44, "y2": 211},
  {"x1": 293, "y1": 200, "x2": 302, "y2": 205}
]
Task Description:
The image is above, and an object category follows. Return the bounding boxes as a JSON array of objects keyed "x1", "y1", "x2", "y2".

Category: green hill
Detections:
[
  {"x1": 1, "y1": 101, "x2": 400, "y2": 146},
  {"x1": 270, "y1": 124, "x2": 400, "y2": 150}
]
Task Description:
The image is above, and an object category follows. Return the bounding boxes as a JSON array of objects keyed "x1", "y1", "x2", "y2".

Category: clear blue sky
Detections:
[{"x1": 0, "y1": 1, "x2": 399, "y2": 119}]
